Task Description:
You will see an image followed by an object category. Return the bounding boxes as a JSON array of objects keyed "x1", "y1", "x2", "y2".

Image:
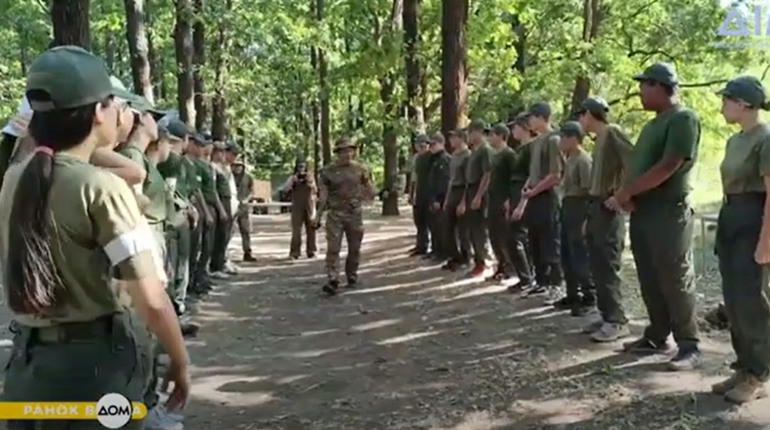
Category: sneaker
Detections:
[
  {"x1": 725, "y1": 374, "x2": 768, "y2": 404},
  {"x1": 224, "y1": 261, "x2": 240, "y2": 275},
  {"x1": 469, "y1": 263, "x2": 487, "y2": 278},
  {"x1": 243, "y1": 253, "x2": 257, "y2": 263},
  {"x1": 346, "y1": 277, "x2": 358, "y2": 289},
  {"x1": 144, "y1": 406, "x2": 184, "y2": 430},
  {"x1": 507, "y1": 281, "x2": 532, "y2": 294},
  {"x1": 440, "y1": 260, "x2": 455, "y2": 270},
  {"x1": 590, "y1": 322, "x2": 630, "y2": 343},
  {"x1": 322, "y1": 280, "x2": 340, "y2": 296},
  {"x1": 546, "y1": 286, "x2": 564, "y2": 302},
  {"x1": 180, "y1": 322, "x2": 200, "y2": 338},
  {"x1": 667, "y1": 348, "x2": 701, "y2": 371},
  {"x1": 210, "y1": 271, "x2": 230, "y2": 280},
  {"x1": 713, "y1": 371, "x2": 746, "y2": 395},
  {"x1": 704, "y1": 303, "x2": 729, "y2": 330},
  {"x1": 623, "y1": 337, "x2": 673, "y2": 355},
  {"x1": 485, "y1": 271, "x2": 506, "y2": 283},
  {"x1": 307, "y1": 252, "x2": 316, "y2": 258},
  {"x1": 570, "y1": 303, "x2": 592, "y2": 317},
  {"x1": 553, "y1": 296, "x2": 578, "y2": 311},
  {"x1": 582, "y1": 319, "x2": 604, "y2": 334},
  {"x1": 527, "y1": 284, "x2": 548, "y2": 296}
]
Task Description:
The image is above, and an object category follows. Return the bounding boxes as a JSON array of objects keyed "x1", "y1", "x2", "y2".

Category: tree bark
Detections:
[
  {"x1": 210, "y1": 0, "x2": 232, "y2": 141},
  {"x1": 174, "y1": 0, "x2": 196, "y2": 126},
  {"x1": 310, "y1": 46, "x2": 321, "y2": 183},
  {"x1": 403, "y1": 0, "x2": 425, "y2": 135},
  {"x1": 440, "y1": 0, "x2": 468, "y2": 134},
  {"x1": 193, "y1": 0, "x2": 207, "y2": 130},
  {"x1": 569, "y1": 0, "x2": 602, "y2": 114},
  {"x1": 51, "y1": 0, "x2": 91, "y2": 49},
  {"x1": 316, "y1": 0, "x2": 331, "y2": 166},
  {"x1": 380, "y1": 0, "x2": 404, "y2": 217},
  {"x1": 124, "y1": 0, "x2": 154, "y2": 105},
  {"x1": 146, "y1": 1, "x2": 162, "y2": 102}
]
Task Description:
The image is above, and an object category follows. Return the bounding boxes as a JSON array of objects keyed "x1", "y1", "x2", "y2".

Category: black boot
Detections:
[{"x1": 322, "y1": 280, "x2": 340, "y2": 296}]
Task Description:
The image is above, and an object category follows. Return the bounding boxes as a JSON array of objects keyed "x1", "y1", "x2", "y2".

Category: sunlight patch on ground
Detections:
[
  {"x1": 278, "y1": 346, "x2": 345, "y2": 358},
  {"x1": 349, "y1": 317, "x2": 402, "y2": 332},
  {"x1": 344, "y1": 279, "x2": 441, "y2": 294},
  {"x1": 445, "y1": 284, "x2": 508, "y2": 301},
  {"x1": 300, "y1": 328, "x2": 340, "y2": 337},
  {"x1": 376, "y1": 330, "x2": 442, "y2": 345},
  {"x1": 512, "y1": 397, "x2": 609, "y2": 425},
  {"x1": 191, "y1": 374, "x2": 275, "y2": 407},
  {"x1": 413, "y1": 277, "x2": 478, "y2": 294},
  {"x1": 429, "y1": 411, "x2": 515, "y2": 430}
]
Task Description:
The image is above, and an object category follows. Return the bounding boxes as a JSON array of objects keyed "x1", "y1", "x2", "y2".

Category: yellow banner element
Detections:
[{"x1": 0, "y1": 402, "x2": 147, "y2": 420}]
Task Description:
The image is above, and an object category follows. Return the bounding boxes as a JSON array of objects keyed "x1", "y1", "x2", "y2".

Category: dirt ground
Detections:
[{"x1": 2, "y1": 205, "x2": 770, "y2": 429}]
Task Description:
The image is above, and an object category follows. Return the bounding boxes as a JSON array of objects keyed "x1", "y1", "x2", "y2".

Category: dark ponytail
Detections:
[{"x1": 5, "y1": 92, "x2": 109, "y2": 315}]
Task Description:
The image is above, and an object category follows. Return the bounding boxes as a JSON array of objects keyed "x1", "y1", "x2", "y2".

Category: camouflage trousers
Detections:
[{"x1": 325, "y1": 209, "x2": 364, "y2": 283}]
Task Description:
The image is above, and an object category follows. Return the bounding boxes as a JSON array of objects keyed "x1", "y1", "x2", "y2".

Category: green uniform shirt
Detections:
[
  {"x1": 194, "y1": 159, "x2": 218, "y2": 205},
  {"x1": 118, "y1": 146, "x2": 169, "y2": 224},
  {"x1": 234, "y1": 171, "x2": 253, "y2": 201},
  {"x1": 465, "y1": 142, "x2": 493, "y2": 185},
  {"x1": 449, "y1": 147, "x2": 471, "y2": 187},
  {"x1": 628, "y1": 105, "x2": 701, "y2": 201},
  {"x1": 528, "y1": 131, "x2": 563, "y2": 184},
  {"x1": 214, "y1": 164, "x2": 232, "y2": 200},
  {"x1": 589, "y1": 124, "x2": 634, "y2": 197},
  {"x1": 563, "y1": 148, "x2": 592, "y2": 197},
  {"x1": 0, "y1": 153, "x2": 161, "y2": 327},
  {"x1": 489, "y1": 146, "x2": 517, "y2": 199},
  {"x1": 158, "y1": 152, "x2": 191, "y2": 199},
  {"x1": 720, "y1": 123, "x2": 770, "y2": 195},
  {"x1": 511, "y1": 144, "x2": 531, "y2": 182}
]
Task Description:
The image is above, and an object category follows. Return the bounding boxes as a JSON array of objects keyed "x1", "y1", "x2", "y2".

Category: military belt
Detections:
[
  {"x1": 29, "y1": 315, "x2": 114, "y2": 343},
  {"x1": 724, "y1": 192, "x2": 766, "y2": 205}
]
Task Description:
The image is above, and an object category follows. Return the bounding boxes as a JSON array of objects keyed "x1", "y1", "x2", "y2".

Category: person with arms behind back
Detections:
[{"x1": 0, "y1": 45, "x2": 189, "y2": 429}]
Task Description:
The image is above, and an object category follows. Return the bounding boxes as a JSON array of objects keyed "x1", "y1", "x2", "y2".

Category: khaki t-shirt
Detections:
[
  {"x1": 528, "y1": 131, "x2": 563, "y2": 184},
  {"x1": 449, "y1": 148, "x2": 471, "y2": 187},
  {"x1": 720, "y1": 123, "x2": 770, "y2": 195},
  {"x1": 465, "y1": 142, "x2": 493, "y2": 185},
  {"x1": 563, "y1": 148, "x2": 592, "y2": 197},
  {"x1": 589, "y1": 124, "x2": 634, "y2": 197},
  {"x1": 0, "y1": 153, "x2": 162, "y2": 327}
]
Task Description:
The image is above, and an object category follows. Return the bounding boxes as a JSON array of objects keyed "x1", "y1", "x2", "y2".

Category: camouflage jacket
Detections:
[{"x1": 319, "y1": 160, "x2": 373, "y2": 212}]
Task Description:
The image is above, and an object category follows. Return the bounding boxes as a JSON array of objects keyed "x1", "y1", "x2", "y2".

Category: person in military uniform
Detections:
[
  {"x1": 190, "y1": 134, "x2": 222, "y2": 295},
  {"x1": 231, "y1": 156, "x2": 256, "y2": 262},
  {"x1": 515, "y1": 102, "x2": 564, "y2": 297},
  {"x1": 426, "y1": 133, "x2": 451, "y2": 262},
  {"x1": 282, "y1": 157, "x2": 318, "y2": 259},
  {"x1": 576, "y1": 97, "x2": 634, "y2": 343},
  {"x1": 710, "y1": 76, "x2": 770, "y2": 403},
  {"x1": 410, "y1": 135, "x2": 433, "y2": 256},
  {"x1": 318, "y1": 138, "x2": 374, "y2": 295},
  {"x1": 210, "y1": 142, "x2": 234, "y2": 279},
  {"x1": 554, "y1": 121, "x2": 595, "y2": 317},
  {"x1": 0, "y1": 45, "x2": 189, "y2": 429},
  {"x1": 609, "y1": 63, "x2": 701, "y2": 370},
  {"x1": 223, "y1": 141, "x2": 242, "y2": 272},
  {"x1": 487, "y1": 123, "x2": 516, "y2": 282},
  {"x1": 461, "y1": 119, "x2": 493, "y2": 277},
  {"x1": 441, "y1": 128, "x2": 472, "y2": 271},
  {"x1": 506, "y1": 114, "x2": 536, "y2": 292}
]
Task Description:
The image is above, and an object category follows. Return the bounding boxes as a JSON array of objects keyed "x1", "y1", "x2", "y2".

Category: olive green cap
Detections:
[
  {"x1": 225, "y1": 140, "x2": 241, "y2": 153},
  {"x1": 110, "y1": 76, "x2": 154, "y2": 112},
  {"x1": 528, "y1": 102, "x2": 551, "y2": 119},
  {"x1": 159, "y1": 117, "x2": 193, "y2": 140},
  {"x1": 212, "y1": 141, "x2": 227, "y2": 151},
  {"x1": 192, "y1": 131, "x2": 212, "y2": 146},
  {"x1": 508, "y1": 112, "x2": 531, "y2": 128},
  {"x1": 413, "y1": 134, "x2": 430, "y2": 146},
  {"x1": 448, "y1": 128, "x2": 468, "y2": 139},
  {"x1": 429, "y1": 132, "x2": 445, "y2": 144},
  {"x1": 334, "y1": 138, "x2": 356, "y2": 151},
  {"x1": 469, "y1": 119, "x2": 488, "y2": 132},
  {"x1": 559, "y1": 121, "x2": 584, "y2": 138},
  {"x1": 633, "y1": 62, "x2": 678, "y2": 87},
  {"x1": 492, "y1": 123, "x2": 510, "y2": 138},
  {"x1": 717, "y1": 75, "x2": 768, "y2": 109},
  {"x1": 26, "y1": 46, "x2": 114, "y2": 112},
  {"x1": 580, "y1": 97, "x2": 610, "y2": 119}
]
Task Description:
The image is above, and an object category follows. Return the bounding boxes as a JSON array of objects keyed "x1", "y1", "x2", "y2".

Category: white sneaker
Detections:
[
  {"x1": 224, "y1": 260, "x2": 240, "y2": 275},
  {"x1": 546, "y1": 286, "x2": 564, "y2": 302},
  {"x1": 210, "y1": 271, "x2": 230, "y2": 280},
  {"x1": 144, "y1": 406, "x2": 184, "y2": 430},
  {"x1": 581, "y1": 312, "x2": 604, "y2": 334}
]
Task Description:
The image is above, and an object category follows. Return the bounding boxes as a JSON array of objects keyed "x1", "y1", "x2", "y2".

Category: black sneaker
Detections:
[
  {"x1": 243, "y1": 253, "x2": 257, "y2": 262},
  {"x1": 441, "y1": 260, "x2": 455, "y2": 270},
  {"x1": 581, "y1": 292, "x2": 596, "y2": 308},
  {"x1": 409, "y1": 249, "x2": 427, "y2": 257},
  {"x1": 507, "y1": 281, "x2": 532, "y2": 294},
  {"x1": 485, "y1": 271, "x2": 506, "y2": 282},
  {"x1": 570, "y1": 303, "x2": 591, "y2": 317},
  {"x1": 526, "y1": 284, "x2": 548, "y2": 296},
  {"x1": 623, "y1": 337, "x2": 673, "y2": 355},
  {"x1": 346, "y1": 277, "x2": 358, "y2": 289},
  {"x1": 553, "y1": 296, "x2": 578, "y2": 310},
  {"x1": 181, "y1": 323, "x2": 200, "y2": 338},
  {"x1": 667, "y1": 348, "x2": 701, "y2": 371},
  {"x1": 322, "y1": 280, "x2": 340, "y2": 296}
]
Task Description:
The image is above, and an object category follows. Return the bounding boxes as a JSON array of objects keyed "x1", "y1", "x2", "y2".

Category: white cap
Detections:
[{"x1": 2, "y1": 96, "x2": 32, "y2": 137}]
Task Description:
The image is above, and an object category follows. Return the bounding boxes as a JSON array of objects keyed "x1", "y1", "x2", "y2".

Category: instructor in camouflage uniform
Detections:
[{"x1": 318, "y1": 138, "x2": 374, "y2": 296}]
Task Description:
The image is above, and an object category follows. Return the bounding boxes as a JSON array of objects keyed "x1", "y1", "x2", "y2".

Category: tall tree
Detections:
[
  {"x1": 174, "y1": 0, "x2": 195, "y2": 125},
  {"x1": 210, "y1": 0, "x2": 232, "y2": 141},
  {"x1": 403, "y1": 0, "x2": 425, "y2": 135},
  {"x1": 569, "y1": 0, "x2": 602, "y2": 114},
  {"x1": 440, "y1": 0, "x2": 468, "y2": 134},
  {"x1": 124, "y1": 0, "x2": 154, "y2": 104},
  {"x1": 316, "y1": 0, "x2": 331, "y2": 166},
  {"x1": 192, "y1": 0, "x2": 207, "y2": 130},
  {"x1": 51, "y1": 0, "x2": 91, "y2": 49}
]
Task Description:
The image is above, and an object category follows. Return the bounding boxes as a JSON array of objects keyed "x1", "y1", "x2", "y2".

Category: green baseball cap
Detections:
[
  {"x1": 492, "y1": 123, "x2": 510, "y2": 137},
  {"x1": 110, "y1": 76, "x2": 154, "y2": 112},
  {"x1": 225, "y1": 140, "x2": 241, "y2": 153},
  {"x1": 469, "y1": 119, "x2": 488, "y2": 132},
  {"x1": 528, "y1": 102, "x2": 551, "y2": 119},
  {"x1": 508, "y1": 112, "x2": 531, "y2": 128},
  {"x1": 192, "y1": 131, "x2": 212, "y2": 146},
  {"x1": 448, "y1": 128, "x2": 468, "y2": 139},
  {"x1": 429, "y1": 132, "x2": 445, "y2": 144},
  {"x1": 717, "y1": 76, "x2": 768, "y2": 109},
  {"x1": 26, "y1": 46, "x2": 113, "y2": 112},
  {"x1": 160, "y1": 117, "x2": 193, "y2": 140},
  {"x1": 633, "y1": 62, "x2": 678, "y2": 87},
  {"x1": 580, "y1": 97, "x2": 610, "y2": 119},
  {"x1": 559, "y1": 121, "x2": 584, "y2": 138},
  {"x1": 414, "y1": 134, "x2": 429, "y2": 146}
]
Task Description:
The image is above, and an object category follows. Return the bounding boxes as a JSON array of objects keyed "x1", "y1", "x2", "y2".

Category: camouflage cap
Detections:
[
  {"x1": 717, "y1": 75, "x2": 768, "y2": 109},
  {"x1": 413, "y1": 134, "x2": 430, "y2": 146},
  {"x1": 469, "y1": 119, "x2": 489, "y2": 132},
  {"x1": 429, "y1": 132, "x2": 445, "y2": 144},
  {"x1": 633, "y1": 62, "x2": 678, "y2": 87},
  {"x1": 334, "y1": 138, "x2": 356, "y2": 151},
  {"x1": 559, "y1": 121, "x2": 584, "y2": 138},
  {"x1": 580, "y1": 97, "x2": 610, "y2": 119},
  {"x1": 492, "y1": 123, "x2": 510, "y2": 138},
  {"x1": 26, "y1": 46, "x2": 113, "y2": 112},
  {"x1": 528, "y1": 102, "x2": 551, "y2": 119}
]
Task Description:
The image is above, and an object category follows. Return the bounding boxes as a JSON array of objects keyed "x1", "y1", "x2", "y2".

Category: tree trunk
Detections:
[
  {"x1": 380, "y1": 0, "x2": 404, "y2": 216},
  {"x1": 403, "y1": 0, "x2": 425, "y2": 135},
  {"x1": 193, "y1": 0, "x2": 207, "y2": 130},
  {"x1": 440, "y1": 0, "x2": 468, "y2": 134},
  {"x1": 569, "y1": 0, "x2": 602, "y2": 114},
  {"x1": 51, "y1": 0, "x2": 91, "y2": 49},
  {"x1": 382, "y1": 127, "x2": 400, "y2": 216},
  {"x1": 310, "y1": 45, "x2": 320, "y2": 183},
  {"x1": 17, "y1": 25, "x2": 28, "y2": 76},
  {"x1": 174, "y1": 0, "x2": 195, "y2": 126},
  {"x1": 105, "y1": 31, "x2": 115, "y2": 72},
  {"x1": 146, "y1": 1, "x2": 162, "y2": 102},
  {"x1": 124, "y1": 0, "x2": 154, "y2": 104},
  {"x1": 316, "y1": 0, "x2": 331, "y2": 166},
  {"x1": 210, "y1": 0, "x2": 231, "y2": 141}
]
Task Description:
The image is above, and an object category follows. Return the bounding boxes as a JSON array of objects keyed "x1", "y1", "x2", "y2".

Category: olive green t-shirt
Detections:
[
  {"x1": 720, "y1": 123, "x2": 770, "y2": 195},
  {"x1": 118, "y1": 146, "x2": 168, "y2": 224},
  {"x1": 563, "y1": 148, "x2": 592, "y2": 197},
  {"x1": 158, "y1": 152, "x2": 190, "y2": 198},
  {"x1": 465, "y1": 142, "x2": 492, "y2": 185},
  {"x1": 627, "y1": 105, "x2": 701, "y2": 201},
  {"x1": 194, "y1": 159, "x2": 218, "y2": 205},
  {"x1": 489, "y1": 146, "x2": 517, "y2": 199},
  {"x1": 528, "y1": 131, "x2": 563, "y2": 184},
  {"x1": 512, "y1": 143, "x2": 531, "y2": 183},
  {"x1": 234, "y1": 171, "x2": 253, "y2": 201},
  {"x1": 117, "y1": 145, "x2": 147, "y2": 195},
  {"x1": 449, "y1": 147, "x2": 471, "y2": 187},
  {"x1": 0, "y1": 153, "x2": 162, "y2": 327},
  {"x1": 589, "y1": 124, "x2": 634, "y2": 197},
  {"x1": 214, "y1": 164, "x2": 232, "y2": 200}
]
